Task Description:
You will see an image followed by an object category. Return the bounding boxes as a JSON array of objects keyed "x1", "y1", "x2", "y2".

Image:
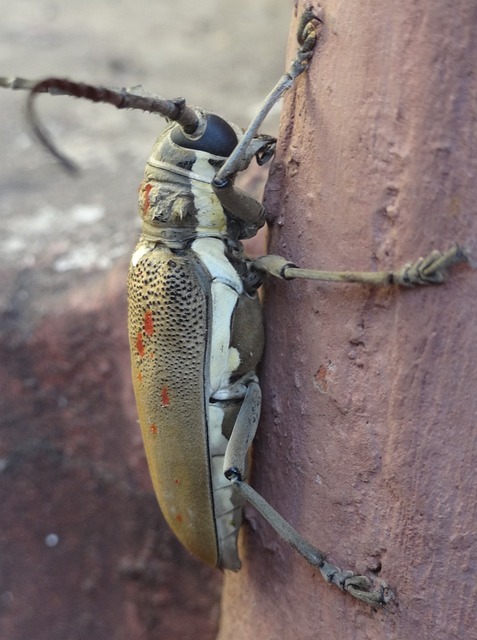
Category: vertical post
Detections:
[{"x1": 218, "y1": 1, "x2": 477, "y2": 638}]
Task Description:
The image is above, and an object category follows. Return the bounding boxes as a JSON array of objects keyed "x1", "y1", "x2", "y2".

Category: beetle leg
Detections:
[
  {"x1": 223, "y1": 380, "x2": 262, "y2": 479},
  {"x1": 222, "y1": 382, "x2": 391, "y2": 607},
  {"x1": 223, "y1": 468, "x2": 391, "y2": 607},
  {"x1": 253, "y1": 245, "x2": 469, "y2": 287},
  {"x1": 212, "y1": 182, "x2": 267, "y2": 238}
]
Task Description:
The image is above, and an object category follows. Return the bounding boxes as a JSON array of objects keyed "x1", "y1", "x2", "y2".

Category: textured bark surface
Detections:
[{"x1": 218, "y1": 2, "x2": 477, "y2": 639}]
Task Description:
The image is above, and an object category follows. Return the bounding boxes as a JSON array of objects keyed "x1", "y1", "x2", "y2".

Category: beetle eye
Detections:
[{"x1": 170, "y1": 114, "x2": 238, "y2": 157}]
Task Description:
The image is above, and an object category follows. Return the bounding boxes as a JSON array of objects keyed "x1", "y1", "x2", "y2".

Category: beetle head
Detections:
[{"x1": 170, "y1": 110, "x2": 276, "y2": 174}]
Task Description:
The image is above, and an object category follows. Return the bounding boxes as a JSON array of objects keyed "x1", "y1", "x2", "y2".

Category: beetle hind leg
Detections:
[
  {"x1": 224, "y1": 468, "x2": 391, "y2": 607},
  {"x1": 222, "y1": 388, "x2": 391, "y2": 606}
]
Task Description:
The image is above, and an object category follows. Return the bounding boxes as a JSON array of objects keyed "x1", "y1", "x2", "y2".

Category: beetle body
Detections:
[
  {"x1": 128, "y1": 117, "x2": 266, "y2": 569},
  {"x1": 2, "y1": 6, "x2": 468, "y2": 606}
]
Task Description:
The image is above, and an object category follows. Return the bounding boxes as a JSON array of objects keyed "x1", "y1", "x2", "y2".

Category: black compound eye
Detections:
[{"x1": 171, "y1": 114, "x2": 238, "y2": 157}]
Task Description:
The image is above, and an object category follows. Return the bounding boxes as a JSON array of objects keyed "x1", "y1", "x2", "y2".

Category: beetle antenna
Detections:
[
  {"x1": 0, "y1": 76, "x2": 201, "y2": 173},
  {"x1": 214, "y1": 6, "x2": 323, "y2": 185}
]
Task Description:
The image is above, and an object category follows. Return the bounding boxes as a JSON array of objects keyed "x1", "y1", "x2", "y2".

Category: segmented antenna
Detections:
[
  {"x1": 214, "y1": 6, "x2": 323, "y2": 185},
  {"x1": 0, "y1": 76, "x2": 200, "y2": 173},
  {"x1": 0, "y1": 6, "x2": 321, "y2": 176}
]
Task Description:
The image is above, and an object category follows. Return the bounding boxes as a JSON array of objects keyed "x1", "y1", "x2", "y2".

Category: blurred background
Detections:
[
  {"x1": 0, "y1": 2, "x2": 291, "y2": 639},
  {"x1": 1, "y1": 0, "x2": 291, "y2": 274}
]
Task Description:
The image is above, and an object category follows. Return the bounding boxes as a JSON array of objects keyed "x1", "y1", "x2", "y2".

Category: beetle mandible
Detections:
[{"x1": 0, "y1": 6, "x2": 470, "y2": 608}]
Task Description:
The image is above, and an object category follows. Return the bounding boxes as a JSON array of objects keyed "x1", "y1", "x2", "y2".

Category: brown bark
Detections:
[{"x1": 218, "y1": 2, "x2": 477, "y2": 639}]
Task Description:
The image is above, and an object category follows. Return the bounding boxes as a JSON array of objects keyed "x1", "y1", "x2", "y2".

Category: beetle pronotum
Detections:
[{"x1": 1, "y1": 6, "x2": 469, "y2": 608}]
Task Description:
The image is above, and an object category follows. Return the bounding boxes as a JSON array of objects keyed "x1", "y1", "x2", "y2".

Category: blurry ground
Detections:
[{"x1": 0, "y1": 2, "x2": 292, "y2": 640}]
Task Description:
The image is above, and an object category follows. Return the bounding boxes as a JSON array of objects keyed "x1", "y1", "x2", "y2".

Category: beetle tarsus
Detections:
[
  {"x1": 318, "y1": 562, "x2": 392, "y2": 607},
  {"x1": 392, "y1": 245, "x2": 470, "y2": 286},
  {"x1": 289, "y1": 6, "x2": 324, "y2": 80},
  {"x1": 343, "y1": 576, "x2": 392, "y2": 607}
]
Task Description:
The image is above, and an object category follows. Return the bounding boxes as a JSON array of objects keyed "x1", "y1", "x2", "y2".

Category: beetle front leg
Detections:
[
  {"x1": 223, "y1": 386, "x2": 391, "y2": 607},
  {"x1": 254, "y1": 245, "x2": 469, "y2": 286}
]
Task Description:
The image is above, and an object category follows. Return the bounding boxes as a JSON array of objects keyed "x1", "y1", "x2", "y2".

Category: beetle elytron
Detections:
[{"x1": 1, "y1": 6, "x2": 469, "y2": 607}]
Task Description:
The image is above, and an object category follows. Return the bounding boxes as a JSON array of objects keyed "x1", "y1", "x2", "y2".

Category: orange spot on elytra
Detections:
[
  {"x1": 136, "y1": 332, "x2": 145, "y2": 358},
  {"x1": 161, "y1": 385, "x2": 170, "y2": 407},
  {"x1": 149, "y1": 423, "x2": 158, "y2": 435},
  {"x1": 137, "y1": 370, "x2": 143, "y2": 382},
  {"x1": 175, "y1": 514, "x2": 183, "y2": 523},
  {"x1": 144, "y1": 310, "x2": 154, "y2": 336},
  {"x1": 174, "y1": 478, "x2": 180, "y2": 485},
  {"x1": 143, "y1": 183, "x2": 153, "y2": 214}
]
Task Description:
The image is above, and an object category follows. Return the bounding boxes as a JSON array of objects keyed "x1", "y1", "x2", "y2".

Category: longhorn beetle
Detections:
[{"x1": 1, "y1": 7, "x2": 470, "y2": 607}]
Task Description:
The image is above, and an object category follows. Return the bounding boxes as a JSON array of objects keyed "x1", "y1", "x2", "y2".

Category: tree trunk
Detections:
[{"x1": 218, "y1": 2, "x2": 477, "y2": 639}]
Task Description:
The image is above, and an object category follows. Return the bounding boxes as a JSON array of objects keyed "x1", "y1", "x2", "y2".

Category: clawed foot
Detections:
[
  {"x1": 395, "y1": 245, "x2": 469, "y2": 286},
  {"x1": 342, "y1": 575, "x2": 393, "y2": 607},
  {"x1": 289, "y1": 7, "x2": 324, "y2": 79},
  {"x1": 320, "y1": 560, "x2": 393, "y2": 607}
]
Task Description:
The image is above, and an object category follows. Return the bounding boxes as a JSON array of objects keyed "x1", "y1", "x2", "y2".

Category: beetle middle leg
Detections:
[{"x1": 253, "y1": 244, "x2": 469, "y2": 287}]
